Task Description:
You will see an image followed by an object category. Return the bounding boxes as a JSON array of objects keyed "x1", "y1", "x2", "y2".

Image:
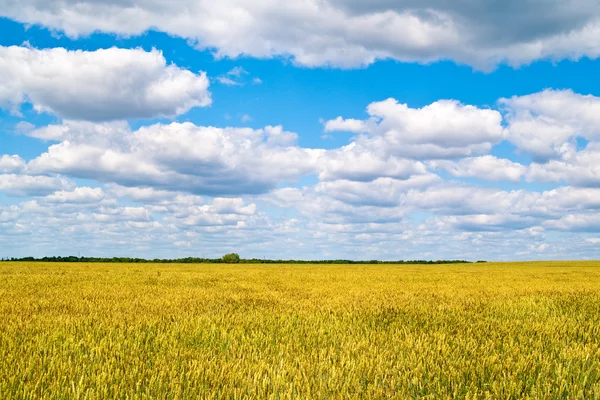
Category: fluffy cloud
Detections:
[
  {"x1": 500, "y1": 90, "x2": 600, "y2": 186},
  {"x1": 277, "y1": 178, "x2": 600, "y2": 233},
  {"x1": 429, "y1": 156, "x2": 527, "y2": 182},
  {"x1": 26, "y1": 121, "x2": 324, "y2": 196},
  {"x1": 324, "y1": 117, "x2": 369, "y2": 133},
  {"x1": 255, "y1": 181, "x2": 600, "y2": 259},
  {"x1": 0, "y1": 155, "x2": 25, "y2": 173},
  {"x1": 2, "y1": 1, "x2": 600, "y2": 69},
  {"x1": 442, "y1": 214, "x2": 539, "y2": 232},
  {"x1": 527, "y1": 144, "x2": 600, "y2": 187},
  {"x1": 0, "y1": 185, "x2": 269, "y2": 258},
  {"x1": 2, "y1": 176, "x2": 600, "y2": 259},
  {"x1": 318, "y1": 143, "x2": 428, "y2": 182},
  {"x1": 403, "y1": 185, "x2": 600, "y2": 221},
  {"x1": 106, "y1": 184, "x2": 181, "y2": 203},
  {"x1": 45, "y1": 187, "x2": 106, "y2": 204},
  {"x1": 501, "y1": 89, "x2": 600, "y2": 159},
  {"x1": 326, "y1": 98, "x2": 504, "y2": 159},
  {"x1": 0, "y1": 174, "x2": 73, "y2": 197},
  {"x1": 545, "y1": 214, "x2": 600, "y2": 232},
  {"x1": 0, "y1": 46, "x2": 211, "y2": 120},
  {"x1": 2, "y1": 86, "x2": 600, "y2": 260},
  {"x1": 314, "y1": 175, "x2": 440, "y2": 208},
  {"x1": 166, "y1": 197, "x2": 257, "y2": 227}
]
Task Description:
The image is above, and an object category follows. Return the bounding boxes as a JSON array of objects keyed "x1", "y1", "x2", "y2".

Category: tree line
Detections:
[{"x1": 1, "y1": 254, "x2": 484, "y2": 264}]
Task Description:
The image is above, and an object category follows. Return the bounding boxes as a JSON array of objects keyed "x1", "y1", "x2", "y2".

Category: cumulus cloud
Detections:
[
  {"x1": 527, "y1": 143, "x2": 600, "y2": 187},
  {"x1": 0, "y1": 155, "x2": 25, "y2": 173},
  {"x1": 401, "y1": 185, "x2": 600, "y2": 220},
  {"x1": 0, "y1": 46, "x2": 211, "y2": 120},
  {"x1": 324, "y1": 117, "x2": 369, "y2": 133},
  {"x1": 429, "y1": 156, "x2": 527, "y2": 182},
  {"x1": 318, "y1": 143, "x2": 429, "y2": 181},
  {"x1": 314, "y1": 175, "x2": 440, "y2": 208},
  {"x1": 169, "y1": 197, "x2": 257, "y2": 227},
  {"x1": 257, "y1": 182, "x2": 600, "y2": 256},
  {"x1": 442, "y1": 214, "x2": 539, "y2": 232},
  {"x1": 2, "y1": 1, "x2": 600, "y2": 69},
  {"x1": 499, "y1": 90, "x2": 600, "y2": 187},
  {"x1": 0, "y1": 183, "x2": 268, "y2": 256},
  {"x1": 106, "y1": 184, "x2": 181, "y2": 203},
  {"x1": 2, "y1": 176, "x2": 600, "y2": 260},
  {"x1": 26, "y1": 121, "x2": 324, "y2": 196},
  {"x1": 0, "y1": 174, "x2": 74, "y2": 197},
  {"x1": 501, "y1": 89, "x2": 600, "y2": 160},
  {"x1": 283, "y1": 178, "x2": 600, "y2": 235},
  {"x1": 2, "y1": 86, "x2": 600, "y2": 260},
  {"x1": 325, "y1": 98, "x2": 504, "y2": 159},
  {"x1": 545, "y1": 214, "x2": 600, "y2": 232},
  {"x1": 45, "y1": 187, "x2": 106, "y2": 204}
]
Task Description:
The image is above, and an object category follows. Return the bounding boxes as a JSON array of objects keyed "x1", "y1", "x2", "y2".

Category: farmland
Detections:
[{"x1": 1, "y1": 261, "x2": 600, "y2": 399}]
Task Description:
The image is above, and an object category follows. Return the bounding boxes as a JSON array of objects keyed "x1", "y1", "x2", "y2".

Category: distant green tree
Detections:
[{"x1": 222, "y1": 253, "x2": 240, "y2": 263}]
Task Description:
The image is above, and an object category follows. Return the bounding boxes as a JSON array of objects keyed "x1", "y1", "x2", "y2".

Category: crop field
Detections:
[{"x1": 1, "y1": 261, "x2": 600, "y2": 399}]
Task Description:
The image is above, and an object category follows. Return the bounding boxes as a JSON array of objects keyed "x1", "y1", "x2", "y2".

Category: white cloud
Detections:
[
  {"x1": 227, "y1": 67, "x2": 247, "y2": 77},
  {"x1": 0, "y1": 174, "x2": 74, "y2": 197},
  {"x1": 0, "y1": 155, "x2": 25, "y2": 173},
  {"x1": 2, "y1": 86, "x2": 600, "y2": 260},
  {"x1": 2, "y1": 178, "x2": 600, "y2": 260},
  {"x1": 26, "y1": 121, "x2": 324, "y2": 196},
  {"x1": 545, "y1": 214, "x2": 600, "y2": 232},
  {"x1": 499, "y1": 90, "x2": 600, "y2": 186},
  {"x1": 2, "y1": 1, "x2": 600, "y2": 69},
  {"x1": 403, "y1": 185, "x2": 600, "y2": 220},
  {"x1": 26, "y1": 120, "x2": 132, "y2": 142},
  {"x1": 216, "y1": 76, "x2": 241, "y2": 86},
  {"x1": 324, "y1": 117, "x2": 369, "y2": 133},
  {"x1": 314, "y1": 175, "x2": 440, "y2": 208},
  {"x1": 216, "y1": 66, "x2": 255, "y2": 86},
  {"x1": 318, "y1": 143, "x2": 428, "y2": 182},
  {"x1": 527, "y1": 143, "x2": 600, "y2": 187},
  {"x1": 106, "y1": 184, "x2": 180, "y2": 203},
  {"x1": 501, "y1": 89, "x2": 600, "y2": 159},
  {"x1": 442, "y1": 214, "x2": 539, "y2": 232},
  {"x1": 45, "y1": 187, "x2": 106, "y2": 204},
  {"x1": 326, "y1": 98, "x2": 504, "y2": 159},
  {"x1": 429, "y1": 155, "x2": 527, "y2": 182},
  {"x1": 265, "y1": 187, "x2": 305, "y2": 208},
  {"x1": 173, "y1": 197, "x2": 257, "y2": 227},
  {"x1": 286, "y1": 179, "x2": 600, "y2": 235},
  {"x1": 0, "y1": 46, "x2": 211, "y2": 120}
]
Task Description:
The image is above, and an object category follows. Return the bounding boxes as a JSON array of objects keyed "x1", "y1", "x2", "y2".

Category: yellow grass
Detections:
[{"x1": 1, "y1": 261, "x2": 600, "y2": 399}]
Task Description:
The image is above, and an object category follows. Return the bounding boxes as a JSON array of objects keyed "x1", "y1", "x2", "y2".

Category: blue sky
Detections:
[{"x1": 1, "y1": 2, "x2": 600, "y2": 260}]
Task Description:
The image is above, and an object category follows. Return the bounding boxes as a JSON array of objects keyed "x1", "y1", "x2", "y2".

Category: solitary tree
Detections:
[{"x1": 222, "y1": 253, "x2": 240, "y2": 263}]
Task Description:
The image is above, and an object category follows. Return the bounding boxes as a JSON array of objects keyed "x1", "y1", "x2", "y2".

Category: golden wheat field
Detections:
[{"x1": 1, "y1": 261, "x2": 600, "y2": 399}]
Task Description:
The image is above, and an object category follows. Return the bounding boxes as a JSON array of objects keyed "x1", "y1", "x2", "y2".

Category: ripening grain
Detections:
[{"x1": 1, "y1": 261, "x2": 600, "y2": 399}]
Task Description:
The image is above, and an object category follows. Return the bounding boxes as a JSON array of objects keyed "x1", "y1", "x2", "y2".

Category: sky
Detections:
[{"x1": 1, "y1": 1, "x2": 600, "y2": 261}]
